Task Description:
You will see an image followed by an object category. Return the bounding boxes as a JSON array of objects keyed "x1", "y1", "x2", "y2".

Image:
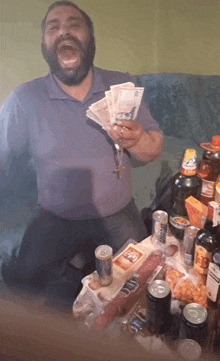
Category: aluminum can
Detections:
[
  {"x1": 182, "y1": 226, "x2": 199, "y2": 267},
  {"x1": 146, "y1": 280, "x2": 172, "y2": 334},
  {"x1": 95, "y1": 245, "x2": 113, "y2": 286},
  {"x1": 180, "y1": 303, "x2": 208, "y2": 346},
  {"x1": 151, "y1": 210, "x2": 168, "y2": 244},
  {"x1": 177, "y1": 339, "x2": 202, "y2": 361}
]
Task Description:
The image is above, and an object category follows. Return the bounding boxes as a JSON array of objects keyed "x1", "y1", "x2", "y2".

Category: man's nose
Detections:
[{"x1": 58, "y1": 24, "x2": 72, "y2": 37}]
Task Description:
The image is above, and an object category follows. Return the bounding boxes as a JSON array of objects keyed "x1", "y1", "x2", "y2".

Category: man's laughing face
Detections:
[{"x1": 42, "y1": 5, "x2": 95, "y2": 85}]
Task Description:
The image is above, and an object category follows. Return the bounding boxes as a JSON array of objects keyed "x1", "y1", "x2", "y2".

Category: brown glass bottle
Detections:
[
  {"x1": 169, "y1": 149, "x2": 202, "y2": 240},
  {"x1": 198, "y1": 135, "x2": 220, "y2": 206},
  {"x1": 194, "y1": 229, "x2": 218, "y2": 275},
  {"x1": 204, "y1": 201, "x2": 220, "y2": 245}
]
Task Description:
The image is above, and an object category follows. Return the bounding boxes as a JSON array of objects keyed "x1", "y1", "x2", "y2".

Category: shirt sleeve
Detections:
[{"x1": 0, "y1": 91, "x2": 29, "y2": 170}]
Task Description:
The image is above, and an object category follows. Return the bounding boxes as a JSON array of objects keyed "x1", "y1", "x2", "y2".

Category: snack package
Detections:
[{"x1": 165, "y1": 259, "x2": 208, "y2": 308}]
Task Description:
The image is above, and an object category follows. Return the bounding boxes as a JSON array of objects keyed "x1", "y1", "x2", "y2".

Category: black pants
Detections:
[{"x1": 2, "y1": 199, "x2": 147, "y2": 310}]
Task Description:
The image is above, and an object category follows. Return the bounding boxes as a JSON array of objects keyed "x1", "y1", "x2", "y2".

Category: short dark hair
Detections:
[{"x1": 41, "y1": 0, "x2": 94, "y2": 37}]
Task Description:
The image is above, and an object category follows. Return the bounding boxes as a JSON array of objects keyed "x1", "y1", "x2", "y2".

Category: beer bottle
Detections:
[
  {"x1": 198, "y1": 135, "x2": 220, "y2": 206},
  {"x1": 169, "y1": 149, "x2": 202, "y2": 240},
  {"x1": 204, "y1": 201, "x2": 220, "y2": 245},
  {"x1": 194, "y1": 229, "x2": 218, "y2": 275}
]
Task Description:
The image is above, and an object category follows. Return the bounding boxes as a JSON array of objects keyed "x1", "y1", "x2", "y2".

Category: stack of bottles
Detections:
[{"x1": 168, "y1": 135, "x2": 220, "y2": 312}]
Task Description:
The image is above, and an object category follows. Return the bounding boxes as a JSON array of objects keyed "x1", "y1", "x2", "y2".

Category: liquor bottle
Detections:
[
  {"x1": 194, "y1": 228, "x2": 218, "y2": 275},
  {"x1": 169, "y1": 149, "x2": 202, "y2": 240},
  {"x1": 204, "y1": 201, "x2": 220, "y2": 245},
  {"x1": 206, "y1": 247, "x2": 220, "y2": 309},
  {"x1": 198, "y1": 135, "x2": 220, "y2": 206},
  {"x1": 215, "y1": 175, "x2": 220, "y2": 205}
]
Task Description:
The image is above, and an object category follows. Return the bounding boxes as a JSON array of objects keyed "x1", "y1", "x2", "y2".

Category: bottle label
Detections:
[
  {"x1": 201, "y1": 179, "x2": 215, "y2": 198},
  {"x1": 184, "y1": 252, "x2": 193, "y2": 266},
  {"x1": 181, "y1": 149, "x2": 197, "y2": 176},
  {"x1": 194, "y1": 245, "x2": 212, "y2": 274},
  {"x1": 170, "y1": 216, "x2": 190, "y2": 230},
  {"x1": 215, "y1": 181, "x2": 220, "y2": 204},
  {"x1": 206, "y1": 262, "x2": 220, "y2": 302}
]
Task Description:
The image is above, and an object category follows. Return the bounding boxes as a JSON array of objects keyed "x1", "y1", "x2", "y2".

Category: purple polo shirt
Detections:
[{"x1": 0, "y1": 67, "x2": 160, "y2": 219}]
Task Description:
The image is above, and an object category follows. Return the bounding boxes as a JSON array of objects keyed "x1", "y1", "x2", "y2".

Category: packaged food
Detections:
[
  {"x1": 94, "y1": 250, "x2": 164, "y2": 331},
  {"x1": 165, "y1": 261, "x2": 208, "y2": 308},
  {"x1": 185, "y1": 196, "x2": 208, "y2": 228},
  {"x1": 113, "y1": 243, "x2": 145, "y2": 279}
]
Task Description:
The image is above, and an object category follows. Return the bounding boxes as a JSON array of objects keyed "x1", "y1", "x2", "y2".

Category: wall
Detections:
[{"x1": 1, "y1": 0, "x2": 220, "y2": 102}]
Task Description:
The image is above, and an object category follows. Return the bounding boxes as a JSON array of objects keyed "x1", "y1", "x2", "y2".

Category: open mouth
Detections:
[{"x1": 57, "y1": 41, "x2": 81, "y2": 68}]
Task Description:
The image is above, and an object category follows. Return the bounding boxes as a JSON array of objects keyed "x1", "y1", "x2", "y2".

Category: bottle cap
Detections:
[{"x1": 200, "y1": 135, "x2": 220, "y2": 152}]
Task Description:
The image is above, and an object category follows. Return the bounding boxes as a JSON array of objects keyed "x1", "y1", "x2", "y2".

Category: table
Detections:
[{"x1": 72, "y1": 235, "x2": 220, "y2": 360}]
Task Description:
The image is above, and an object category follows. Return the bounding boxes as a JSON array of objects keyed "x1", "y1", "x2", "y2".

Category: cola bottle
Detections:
[
  {"x1": 169, "y1": 149, "x2": 202, "y2": 240},
  {"x1": 198, "y1": 135, "x2": 220, "y2": 206}
]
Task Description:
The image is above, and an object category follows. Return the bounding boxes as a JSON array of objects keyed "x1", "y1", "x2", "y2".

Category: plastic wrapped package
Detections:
[{"x1": 165, "y1": 259, "x2": 208, "y2": 308}]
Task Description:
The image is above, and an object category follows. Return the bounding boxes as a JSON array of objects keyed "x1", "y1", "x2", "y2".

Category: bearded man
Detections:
[{"x1": 0, "y1": 1, "x2": 163, "y2": 311}]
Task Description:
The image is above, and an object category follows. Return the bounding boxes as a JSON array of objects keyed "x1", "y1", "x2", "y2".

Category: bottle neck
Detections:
[
  {"x1": 181, "y1": 149, "x2": 198, "y2": 176},
  {"x1": 181, "y1": 167, "x2": 197, "y2": 176}
]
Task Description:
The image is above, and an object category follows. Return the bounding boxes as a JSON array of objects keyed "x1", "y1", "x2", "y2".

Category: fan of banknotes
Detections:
[{"x1": 86, "y1": 82, "x2": 145, "y2": 129}]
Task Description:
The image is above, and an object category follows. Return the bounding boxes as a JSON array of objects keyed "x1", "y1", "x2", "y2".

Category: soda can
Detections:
[
  {"x1": 152, "y1": 210, "x2": 168, "y2": 244},
  {"x1": 180, "y1": 303, "x2": 208, "y2": 346},
  {"x1": 95, "y1": 245, "x2": 113, "y2": 287},
  {"x1": 177, "y1": 339, "x2": 202, "y2": 361},
  {"x1": 146, "y1": 280, "x2": 172, "y2": 334},
  {"x1": 182, "y1": 226, "x2": 199, "y2": 267}
]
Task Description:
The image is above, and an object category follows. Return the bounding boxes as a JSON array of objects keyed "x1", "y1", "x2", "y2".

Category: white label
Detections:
[
  {"x1": 184, "y1": 253, "x2": 193, "y2": 266},
  {"x1": 206, "y1": 262, "x2": 220, "y2": 302},
  {"x1": 201, "y1": 179, "x2": 215, "y2": 198}
]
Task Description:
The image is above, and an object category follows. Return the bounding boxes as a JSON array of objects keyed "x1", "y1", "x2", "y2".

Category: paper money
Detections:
[
  {"x1": 114, "y1": 87, "x2": 144, "y2": 123},
  {"x1": 105, "y1": 90, "x2": 114, "y2": 125},
  {"x1": 86, "y1": 82, "x2": 144, "y2": 130},
  {"x1": 89, "y1": 97, "x2": 111, "y2": 128},
  {"x1": 110, "y1": 82, "x2": 135, "y2": 122},
  {"x1": 86, "y1": 109, "x2": 103, "y2": 127}
]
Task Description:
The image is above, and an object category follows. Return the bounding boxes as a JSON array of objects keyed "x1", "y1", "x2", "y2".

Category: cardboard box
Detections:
[{"x1": 185, "y1": 196, "x2": 208, "y2": 228}]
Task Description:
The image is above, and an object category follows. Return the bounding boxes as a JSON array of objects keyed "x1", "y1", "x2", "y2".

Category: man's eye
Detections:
[
  {"x1": 69, "y1": 21, "x2": 82, "y2": 28},
  {"x1": 47, "y1": 26, "x2": 59, "y2": 33}
]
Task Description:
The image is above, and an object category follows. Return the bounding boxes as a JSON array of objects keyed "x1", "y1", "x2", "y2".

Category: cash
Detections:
[{"x1": 87, "y1": 82, "x2": 144, "y2": 130}]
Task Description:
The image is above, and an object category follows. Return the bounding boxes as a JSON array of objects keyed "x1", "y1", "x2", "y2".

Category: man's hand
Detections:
[
  {"x1": 106, "y1": 119, "x2": 144, "y2": 150},
  {"x1": 106, "y1": 119, "x2": 164, "y2": 164}
]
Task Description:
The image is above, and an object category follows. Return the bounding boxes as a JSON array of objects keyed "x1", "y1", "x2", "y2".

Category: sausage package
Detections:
[{"x1": 94, "y1": 250, "x2": 164, "y2": 331}]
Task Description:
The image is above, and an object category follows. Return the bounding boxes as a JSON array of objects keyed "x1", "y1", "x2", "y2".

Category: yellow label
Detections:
[{"x1": 194, "y1": 245, "x2": 211, "y2": 274}]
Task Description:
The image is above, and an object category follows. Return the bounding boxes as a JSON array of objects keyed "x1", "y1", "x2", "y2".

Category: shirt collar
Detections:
[{"x1": 46, "y1": 67, "x2": 106, "y2": 101}]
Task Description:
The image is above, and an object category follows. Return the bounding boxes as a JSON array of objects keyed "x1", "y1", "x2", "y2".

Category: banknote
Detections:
[
  {"x1": 105, "y1": 90, "x2": 114, "y2": 125},
  {"x1": 86, "y1": 82, "x2": 144, "y2": 130},
  {"x1": 110, "y1": 82, "x2": 135, "y2": 122},
  {"x1": 89, "y1": 97, "x2": 111, "y2": 128},
  {"x1": 114, "y1": 87, "x2": 145, "y2": 123},
  {"x1": 86, "y1": 109, "x2": 103, "y2": 127}
]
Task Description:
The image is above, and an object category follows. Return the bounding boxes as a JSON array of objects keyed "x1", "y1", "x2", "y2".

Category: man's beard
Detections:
[{"x1": 42, "y1": 34, "x2": 95, "y2": 86}]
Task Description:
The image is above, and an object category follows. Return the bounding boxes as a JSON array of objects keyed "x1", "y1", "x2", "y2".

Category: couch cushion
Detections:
[{"x1": 136, "y1": 73, "x2": 220, "y2": 144}]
